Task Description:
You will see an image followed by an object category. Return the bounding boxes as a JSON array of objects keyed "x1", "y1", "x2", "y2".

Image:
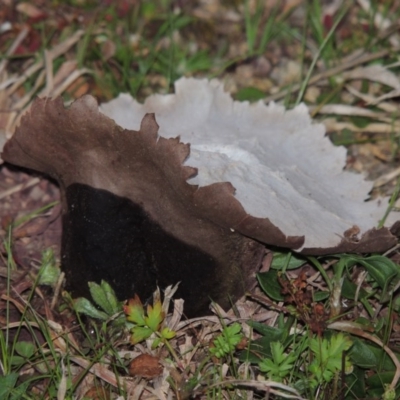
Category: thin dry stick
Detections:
[
  {"x1": 207, "y1": 379, "x2": 305, "y2": 399},
  {"x1": 0, "y1": 266, "x2": 25, "y2": 280},
  {"x1": 51, "y1": 271, "x2": 65, "y2": 311},
  {"x1": 264, "y1": 47, "x2": 400, "y2": 103},
  {"x1": 5, "y1": 70, "x2": 45, "y2": 133},
  {"x1": 309, "y1": 104, "x2": 388, "y2": 119},
  {"x1": 5, "y1": 29, "x2": 84, "y2": 97},
  {"x1": 47, "y1": 68, "x2": 91, "y2": 98},
  {"x1": 374, "y1": 166, "x2": 400, "y2": 188},
  {"x1": 353, "y1": 270, "x2": 367, "y2": 320},
  {"x1": 346, "y1": 83, "x2": 398, "y2": 112},
  {"x1": 70, "y1": 356, "x2": 137, "y2": 392},
  {"x1": 1, "y1": 321, "x2": 41, "y2": 330},
  {"x1": 323, "y1": 120, "x2": 400, "y2": 135},
  {"x1": 0, "y1": 27, "x2": 29, "y2": 76},
  {"x1": 43, "y1": 49, "x2": 54, "y2": 97},
  {"x1": 0, "y1": 178, "x2": 40, "y2": 200},
  {"x1": 0, "y1": 77, "x2": 20, "y2": 91}
]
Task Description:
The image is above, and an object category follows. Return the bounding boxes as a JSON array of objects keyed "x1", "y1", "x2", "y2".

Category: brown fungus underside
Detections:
[{"x1": 1, "y1": 95, "x2": 398, "y2": 316}]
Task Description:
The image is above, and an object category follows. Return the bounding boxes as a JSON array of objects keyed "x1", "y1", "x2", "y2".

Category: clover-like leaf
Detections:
[{"x1": 14, "y1": 341, "x2": 35, "y2": 359}]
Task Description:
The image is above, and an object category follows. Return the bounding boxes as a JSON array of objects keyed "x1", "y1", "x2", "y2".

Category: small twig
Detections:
[
  {"x1": 0, "y1": 26, "x2": 29, "y2": 76},
  {"x1": 6, "y1": 30, "x2": 84, "y2": 97},
  {"x1": 5, "y1": 70, "x2": 45, "y2": 133},
  {"x1": 0, "y1": 178, "x2": 40, "y2": 201},
  {"x1": 42, "y1": 49, "x2": 54, "y2": 97},
  {"x1": 70, "y1": 356, "x2": 137, "y2": 392},
  {"x1": 264, "y1": 47, "x2": 400, "y2": 103},
  {"x1": 51, "y1": 272, "x2": 65, "y2": 311},
  {"x1": 374, "y1": 166, "x2": 400, "y2": 188},
  {"x1": 378, "y1": 176, "x2": 400, "y2": 228},
  {"x1": 40, "y1": 68, "x2": 92, "y2": 98},
  {"x1": 383, "y1": 243, "x2": 400, "y2": 258},
  {"x1": 296, "y1": 4, "x2": 349, "y2": 105},
  {"x1": 353, "y1": 270, "x2": 367, "y2": 320},
  {"x1": 207, "y1": 379, "x2": 306, "y2": 399},
  {"x1": 247, "y1": 293, "x2": 289, "y2": 314}
]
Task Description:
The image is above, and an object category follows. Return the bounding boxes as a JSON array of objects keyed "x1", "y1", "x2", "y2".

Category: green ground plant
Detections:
[
  {"x1": 210, "y1": 322, "x2": 243, "y2": 359},
  {"x1": 1, "y1": 236, "x2": 70, "y2": 398},
  {"x1": 123, "y1": 294, "x2": 176, "y2": 348},
  {"x1": 258, "y1": 341, "x2": 297, "y2": 381},
  {"x1": 252, "y1": 250, "x2": 400, "y2": 399}
]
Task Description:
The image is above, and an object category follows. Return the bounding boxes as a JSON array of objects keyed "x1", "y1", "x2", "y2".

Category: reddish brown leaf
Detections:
[
  {"x1": 129, "y1": 354, "x2": 163, "y2": 379},
  {"x1": 81, "y1": 387, "x2": 110, "y2": 400}
]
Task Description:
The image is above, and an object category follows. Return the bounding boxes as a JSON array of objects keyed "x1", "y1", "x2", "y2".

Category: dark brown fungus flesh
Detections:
[{"x1": 2, "y1": 96, "x2": 302, "y2": 316}]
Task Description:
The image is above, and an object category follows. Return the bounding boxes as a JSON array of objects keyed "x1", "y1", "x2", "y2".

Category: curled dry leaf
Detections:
[{"x1": 1, "y1": 78, "x2": 399, "y2": 316}]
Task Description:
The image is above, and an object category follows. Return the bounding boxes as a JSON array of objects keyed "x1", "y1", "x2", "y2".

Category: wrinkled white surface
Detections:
[{"x1": 100, "y1": 78, "x2": 397, "y2": 250}]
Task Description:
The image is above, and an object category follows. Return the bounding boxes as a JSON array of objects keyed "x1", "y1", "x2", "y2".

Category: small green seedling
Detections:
[
  {"x1": 73, "y1": 280, "x2": 123, "y2": 322},
  {"x1": 308, "y1": 333, "x2": 353, "y2": 389},
  {"x1": 37, "y1": 248, "x2": 61, "y2": 287},
  {"x1": 210, "y1": 322, "x2": 243, "y2": 359},
  {"x1": 123, "y1": 294, "x2": 176, "y2": 349},
  {"x1": 10, "y1": 341, "x2": 36, "y2": 368},
  {"x1": 383, "y1": 384, "x2": 396, "y2": 400},
  {"x1": 0, "y1": 372, "x2": 30, "y2": 400},
  {"x1": 258, "y1": 341, "x2": 296, "y2": 382}
]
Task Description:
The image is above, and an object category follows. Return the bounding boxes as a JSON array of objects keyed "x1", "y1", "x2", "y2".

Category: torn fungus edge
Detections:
[
  {"x1": 1, "y1": 91, "x2": 398, "y2": 257},
  {"x1": 100, "y1": 78, "x2": 399, "y2": 254}
]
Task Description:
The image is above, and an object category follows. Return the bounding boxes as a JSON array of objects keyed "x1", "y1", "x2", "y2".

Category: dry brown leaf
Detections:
[
  {"x1": 82, "y1": 386, "x2": 111, "y2": 400},
  {"x1": 129, "y1": 354, "x2": 163, "y2": 379},
  {"x1": 16, "y1": 2, "x2": 45, "y2": 19},
  {"x1": 70, "y1": 356, "x2": 136, "y2": 391}
]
